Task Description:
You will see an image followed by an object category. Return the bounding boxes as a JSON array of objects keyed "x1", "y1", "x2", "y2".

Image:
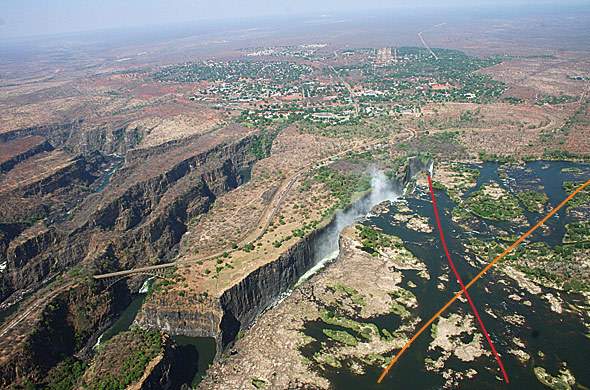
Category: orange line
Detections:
[{"x1": 377, "y1": 177, "x2": 590, "y2": 384}]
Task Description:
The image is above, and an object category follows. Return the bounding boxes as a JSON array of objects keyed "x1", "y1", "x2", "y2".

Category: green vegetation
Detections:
[
  {"x1": 250, "y1": 129, "x2": 280, "y2": 159},
  {"x1": 319, "y1": 310, "x2": 379, "y2": 342},
  {"x1": 390, "y1": 288, "x2": 416, "y2": 303},
  {"x1": 478, "y1": 151, "x2": 517, "y2": 164},
  {"x1": 313, "y1": 352, "x2": 342, "y2": 368},
  {"x1": 434, "y1": 162, "x2": 480, "y2": 202},
  {"x1": 401, "y1": 131, "x2": 465, "y2": 159},
  {"x1": 84, "y1": 328, "x2": 163, "y2": 390},
  {"x1": 463, "y1": 185, "x2": 523, "y2": 221},
  {"x1": 557, "y1": 98, "x2": 589, "y2": 135},
  {"x1": 359, "y1": 354, "x2": 387, "y2": 367},
  {"x1": 251, "y1": 378, "x2": 268, "y2": 389},
  {"x1": 361, "y1": 47, "x2": 506, "y2": 105},
  {"x1": 322, "y1": 329, "x2": 359, "y2": 346},
  {"x1": 533, "y1": 366, "x2": 576, "y2": 390},
  {"x1": 355, "y1": 224, "x2": 397, "y2": 253},
  {"x1": 432, "y1": 180, "x2": 448, "y2": 191},
  {"x1": 563, "y1": 221, "x2": 590, "y2": 243},
  {"x1": 299, "y1": 116, "x2": 391, "y2": 137},
  {"x1": 516, "y1": 190, "x2": 548, "y2": 212},
  {"x1": 561, "y1": 167, "x2": 583, "y2": 174},
  {"x1": 503, "y1": 96, "x2": 524, "y2": 104},
  {"x1": 330, "y1": 283, "x2": 366, "y2": 307},
  {"x1": 466, "y1": 236, "x2": 590, "y2": 293},
  {"x1": 535, "y1": 94, "x2": 578, "y2": 106},
  {"x1": 154, "y1": 60, "x2": 311, "y2": 83},
  {"x1": 430, "y1": 323, "x2": 438, "y2": 339},
  {"x1": 563, "y1": 181, "x2": 590, "y2": 209},
  {"x1": 388, "y1": 288, "x2": 416, "y2": 319},
  {"x1": 314, "y1": 166, "x2": 371, "y2": 214},
  {"x1": 45, "y1": 358, "x2": 87, "y2": 390},
  {"x1": 543, "y1": 149, "x2": 590, "y2": 162},
  {"x1": 389, "y1": 302, "x2": 411, "y2": 319}
]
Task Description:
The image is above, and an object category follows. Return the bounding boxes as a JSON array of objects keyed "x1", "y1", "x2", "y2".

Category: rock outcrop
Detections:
[
  {"x1": 0, "y1": 126, "x2": 258, "y2": 302},
  {"x1": 0, "y1": 139, "x2": 54, "y2": 174},
  {"x1": 137, "y1": 156, "x2": 433, "y2": 358},
  {"x1": 0, "y1": 280, "x2": 131, "y2": 387}
]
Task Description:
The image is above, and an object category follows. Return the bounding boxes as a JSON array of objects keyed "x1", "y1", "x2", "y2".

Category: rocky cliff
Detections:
[
  {"x1": 214, "y1": 156, "x2": 432, "y2": 351},
  {"x1": 137, "y1": 156, "x2": 433, "y2": 357},
  {"x1": 0, "y1": 280, "x2": 131, "y2": 387},
  {"x1": 137, "y1": 297, "x2": 221, "y2": 340},
  {"x1": 0, "y1": 120, "x2": 144, "y2": 155},
  {"x1": 217, "y1": 225, "x2": 322, "y2": 350},
  {"x1": 0, "y1": 129, "x2": 258, "y2": 303},
  {"x1": 0, "y1": 140, "x2": 54, "y2": 174}
]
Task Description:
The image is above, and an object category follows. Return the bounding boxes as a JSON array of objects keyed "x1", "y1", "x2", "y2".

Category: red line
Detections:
[{"x1": 427, "y1": 175, "x2": 510, "y2": 383}]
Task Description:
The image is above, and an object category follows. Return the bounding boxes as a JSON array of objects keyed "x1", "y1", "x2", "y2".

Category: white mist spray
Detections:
[{"x1": 296, "y1": 167, "x2": 402, "y2": 285}]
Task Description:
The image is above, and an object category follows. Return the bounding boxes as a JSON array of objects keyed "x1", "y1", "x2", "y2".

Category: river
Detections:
[
  {"x1": 299, "y1": 160, "x2": 590, "y2": 389},
  {"x1": 95, "y1": 278, "x2": 216, "y2": 388}
]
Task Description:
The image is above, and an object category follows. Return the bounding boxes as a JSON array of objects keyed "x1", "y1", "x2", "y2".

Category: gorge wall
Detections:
[
  {"x1": 0, "y1": 125, "x2": 262, "y2": 387},
  {"x1": 0, "y1": 128, "x2": 259, "y2": 303},
  {"x1": 137, "y1": 156, "x2": 433, "y2": 357}
]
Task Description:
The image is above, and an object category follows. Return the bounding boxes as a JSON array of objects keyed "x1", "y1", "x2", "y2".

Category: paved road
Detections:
[
  {"x1": 418, "y1": 23, "x2": 446, "y2": 61},
  {"x1": 93, "y1": 139, "x2": 391, "y2": 278},
  {"x1": 94, "y1": 127, "x2": 417, "y2": 278},
  {"x1": 1, "y1": 126, "x2": 417, "y2": 341},
  {"x1": 328, "y1": 64, "x2": 360, "y2": 116}
]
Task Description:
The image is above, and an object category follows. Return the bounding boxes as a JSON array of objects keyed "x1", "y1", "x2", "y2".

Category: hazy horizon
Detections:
[{"x1": 2, "y1": 0, "x2": 588, "y2": 39}]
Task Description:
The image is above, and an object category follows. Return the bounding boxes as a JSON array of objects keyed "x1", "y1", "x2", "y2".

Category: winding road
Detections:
[
  {"x1": 0, "y1": 126, "x2": 417, "y2": 342},
  {"x1": 94, "y1": 126, "x2": 417, "y2": 279}
]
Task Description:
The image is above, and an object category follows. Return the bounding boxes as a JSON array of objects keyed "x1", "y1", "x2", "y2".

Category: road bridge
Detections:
[{"x1": 93, "y1": 263, "x2": 176, "y2": 282}]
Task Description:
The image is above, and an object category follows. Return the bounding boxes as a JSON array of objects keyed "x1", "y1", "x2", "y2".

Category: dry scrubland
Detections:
[{"x1": 0, "y1": 21, "x2": 590, "y2": 389}]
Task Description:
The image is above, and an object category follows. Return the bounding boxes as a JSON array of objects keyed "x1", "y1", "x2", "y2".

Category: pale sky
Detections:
[{"x1": 0, "y1": 0, "x2": 585, "y2": 38}]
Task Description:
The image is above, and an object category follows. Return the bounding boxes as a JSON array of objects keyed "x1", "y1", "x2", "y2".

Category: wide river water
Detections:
[
  {"x1": 300, "y1": 160, "x2": 590, "y2": 389},
  {"x1": 99, "y1": 160, "x2": 589, "y2": 389}
]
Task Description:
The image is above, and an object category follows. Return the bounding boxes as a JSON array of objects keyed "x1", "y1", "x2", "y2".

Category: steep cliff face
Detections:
[
  {"x1": 0, "y1": 140, "x2": 54, "y2": 174},
  {"x1": 0, "y1": 151, "x2": 110, "y2": 227},
  {"x1": 60, "y1": 123, "x2": 145, "y2": 155},
  {"x1": 0, "y1": 223, "x2": 27, "y2": 262},
  {"x1": 137, "y1": 298, "x2": 221, "y2": 339},
  {"x1": 0, "y1": 280, "x2": 131, "y2": 387},
  {"x1": 19, "y1": 155, "x2": 101, "y2": 198},
  {"x1": 0, "y1": 132, "x2": 257, "y2": 303},
  {"x1": 135, "y1": 225, "x2": 326, "y2": 357},
  {"x1": 215, "y1": 158, "x2": 430, "y2": 351},
  {"x1": 404, "y1": 156, "x2": 434, "y2": 185},
  {"x1": 0, "y1": 120, "x2": 144, "y2": 155},
  {"x1": 218, "y1": 226, "x2": 321, "y2": 350},
  {"x1": 136, "y1": 157, "x2": 432, "y2": 358},
  {"x1": 131, "y1": 337, "x2": 176, "y2": 390},
  {"x1": 6, "y1": 227, "x2": 57, "y2": 269},
  {"x1": 0, "y1": 121, "x2": 83, "y2": 145}
]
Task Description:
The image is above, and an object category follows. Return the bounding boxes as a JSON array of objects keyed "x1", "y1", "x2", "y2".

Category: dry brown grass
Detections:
[
  {"x1": 171, "y1": 126, "x2": 360, "y2": 295},
  {"x1": 483, "y1": 54, "x2": 590, "y2": 98}
]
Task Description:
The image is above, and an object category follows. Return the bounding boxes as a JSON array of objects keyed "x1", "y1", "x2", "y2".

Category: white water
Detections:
[
  {"x1": 295, "y1": 250, "x2": 339, "y2": 287},
  {"x1": 294, "y1": 168, "x2": 402, "y2": 286},
  {"x1": 139, "y1": 277, "x2": 155, "y2": 294},
  {"x1": 93, "y1": 334, "x2": 104, "y2": 349},
  {"x1": 94, "y1": 277, "x2": 154, "y2": 349}
]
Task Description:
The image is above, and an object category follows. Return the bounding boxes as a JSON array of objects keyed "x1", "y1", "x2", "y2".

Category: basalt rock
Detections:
[
  {"x1": 0, "y1": 280, "x2": 131, "y2": 387},
  {"x1": 0, "y1": 131, "x2": 257, "y2": 303},
  {"x1": 0, "y1": 120, "x2": 144, "y2": 155},
  {"x1": 0, "y1": 140, "x2": 54, "y2": 174},
  {"x1": 136, "y1": 155, "x2": 432, "y2": 355}
]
